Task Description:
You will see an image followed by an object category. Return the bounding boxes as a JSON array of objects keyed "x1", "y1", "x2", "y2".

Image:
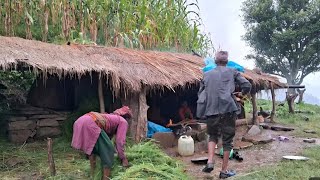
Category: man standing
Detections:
[{"x1": 200, "y1": 51, "x2": 251, "y2": 179}]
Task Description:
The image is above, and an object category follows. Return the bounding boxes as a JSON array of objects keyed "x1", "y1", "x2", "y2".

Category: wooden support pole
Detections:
[
  {"x1": 121, "y1": 87, "x2": 148, "y2": 142},
  {"x1": 135, "y1": 87, "x2": 148, "y2": 142},
  {"x1": 270, "y1": 83, "x2": 276, "y2": 122},
  {"x1": 251, "y1": 92, "x2": 258, "y2": 125},
  {"x1": 98, "y1": 77, "x2": 105, "y2": 113},
  {"x1": 47, "y1": 138, "x2": 56, "y2": 176},
  {"x1": 249, "y1": 82, "x2": 258, "y2": 125}
]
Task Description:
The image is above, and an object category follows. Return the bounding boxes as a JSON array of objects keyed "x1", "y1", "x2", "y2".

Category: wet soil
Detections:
[{"x1": 164, "y1": 125, "x2": 320, "y2": 180}]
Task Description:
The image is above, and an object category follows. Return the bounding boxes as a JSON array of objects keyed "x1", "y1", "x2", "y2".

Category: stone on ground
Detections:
[
  {"x1": 152, "y1": 132, "x2": 177, "y2": 148},
  {"x1": 303, "y1": 139, "x2": 316, "y2": 143},
  {"x1": 303, "y1": 129, "x2": 317, "y2": 134},
  {"x1": 247, "y1": 125, "x2": 261, "y2": 136},
  {"x1": 242, "y1": 134, "x2": 273, "y2": 145}
]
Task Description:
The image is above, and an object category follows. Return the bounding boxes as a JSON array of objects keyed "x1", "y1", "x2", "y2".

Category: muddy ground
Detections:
[{"x1": 164, "y1": 125, "x2": 320, "y2": 180}]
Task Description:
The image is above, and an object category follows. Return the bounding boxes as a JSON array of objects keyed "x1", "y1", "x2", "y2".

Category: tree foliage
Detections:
[
  {"x1": 242, "y1": 0, "x2": 320, "y2": 85},
  {"x1": 0, "y1": 0, "x2": 213, "y2": 55}
]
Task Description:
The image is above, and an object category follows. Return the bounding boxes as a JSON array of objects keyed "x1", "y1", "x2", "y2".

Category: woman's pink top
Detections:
[{"x1": 71, "y1": 113, "x2": 128, "y2": 160}]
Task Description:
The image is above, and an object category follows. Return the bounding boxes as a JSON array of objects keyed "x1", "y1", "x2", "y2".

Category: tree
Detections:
[{"x1": 242, "y1": 0, "x2": 320, "y2": 87}]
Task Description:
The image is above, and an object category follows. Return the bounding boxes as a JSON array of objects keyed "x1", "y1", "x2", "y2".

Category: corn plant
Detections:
[{"x1": 0, "y1": 0, "x2": 213, "y2": 55}]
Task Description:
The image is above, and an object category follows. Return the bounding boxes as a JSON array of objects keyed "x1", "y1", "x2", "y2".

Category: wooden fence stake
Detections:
[
  {"x1": 47, "y1": 138, "x2": 56, "y2": 176},
  {"x1": 270, "y1": 82, "x2": 276, "y2": 122}
]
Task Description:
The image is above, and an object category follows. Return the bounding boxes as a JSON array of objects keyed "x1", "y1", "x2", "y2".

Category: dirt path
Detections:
[{"x1": 165, "y1": 127, "x2": 320, "y2": 180}]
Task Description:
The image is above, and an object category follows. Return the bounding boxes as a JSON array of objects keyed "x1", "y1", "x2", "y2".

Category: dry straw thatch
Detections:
[{"x1": 0, "y1": 36, "x2": 286, "y2": 92}]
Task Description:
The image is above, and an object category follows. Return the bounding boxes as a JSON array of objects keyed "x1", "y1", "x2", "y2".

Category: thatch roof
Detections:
[{"x1": 0, "y1": 36, "x2": 286, "y2": 92}]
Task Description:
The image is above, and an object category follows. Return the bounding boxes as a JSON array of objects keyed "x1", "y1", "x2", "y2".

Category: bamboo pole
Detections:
[
  {"x1": 47, "y1": 138, "x2": 56, "y2": 176},
  {"x1": 98, "y1": 77, "x2": 105, "y2": 113},
  {"x1": 270, "y1": 82, "x2": 276, "y2": 122}
]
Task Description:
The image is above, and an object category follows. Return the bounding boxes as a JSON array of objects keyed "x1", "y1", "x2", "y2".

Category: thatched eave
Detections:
[{"x1": 0, "y1": 36, "x2": 287, "y2": 93}]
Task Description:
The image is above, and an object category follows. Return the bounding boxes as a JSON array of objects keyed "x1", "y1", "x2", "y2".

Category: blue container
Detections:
[{"x1": 202, "y1": 57, "x2": 244, "y2": 73}]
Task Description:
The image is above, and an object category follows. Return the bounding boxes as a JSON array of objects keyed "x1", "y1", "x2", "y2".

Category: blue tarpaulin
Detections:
[
  {"x1": 147, "y1": 121, "x2": 172, "y2": 138},
  {"x1": 202, "y1": 57, "x2": 245, "y2": 73}
]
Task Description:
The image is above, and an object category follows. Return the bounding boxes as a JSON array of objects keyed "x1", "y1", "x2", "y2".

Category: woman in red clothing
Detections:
[
  {"x1": 71, "y1": 106, "x2": 132, "y2": 180},
  {"x1": 178, "y1": 101, "x2": 194, "y2": 121}
]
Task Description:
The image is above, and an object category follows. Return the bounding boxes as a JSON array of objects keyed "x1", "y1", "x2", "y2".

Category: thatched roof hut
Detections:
[
  {"x1": 0, "y1": 36, "x2": 287, "y2": 142},
  {"x1": 0, "y1": 36, "x2": 286, "y2": 93}
]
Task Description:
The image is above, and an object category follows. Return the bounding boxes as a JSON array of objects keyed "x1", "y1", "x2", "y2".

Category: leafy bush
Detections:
[{"x1": 0, "y1": 71, "x2": 35, "y2": 112}]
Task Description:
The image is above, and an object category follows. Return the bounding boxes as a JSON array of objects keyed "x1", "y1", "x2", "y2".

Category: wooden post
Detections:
[
  {"x1": 121, "y1": 93, "x2": 138, "y2": 140},
  {"x1": 135, "y1": 87, "x2": 148, "y2": 142},
  {"x1": 270, "y1": 82, "x2": 276, "y2": 122},
  {"x1": 98, "y1": 77, "x2": 105, "y2": 113},
  {"x1": 250, "y1": 83, "x2": 258, "y2": 125},
  {"x1": 251, "y1": 93, "x2": 258, "y2": 125},
  {"x1": 121, "y1": 87, "x2": 148, "y2": 142},
  {"x1": 47, "y1": 138, "x2": 56, "y2": 176}
]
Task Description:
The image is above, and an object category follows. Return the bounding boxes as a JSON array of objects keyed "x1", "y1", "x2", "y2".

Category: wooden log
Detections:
[
  {"x1": 98, "y1": 77, "x2": 105, "y2": 113},
  {"x1": 47, "y1": 138, "x2": 56, "y2": 176},
  {"x1": 270, "y1": 82, "x2": 276, "y2": 122}
]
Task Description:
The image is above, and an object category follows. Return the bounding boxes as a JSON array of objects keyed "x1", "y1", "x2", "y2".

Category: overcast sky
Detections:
[{"x1": 196, "y1": 0, "x2": 320, "y2": 99}]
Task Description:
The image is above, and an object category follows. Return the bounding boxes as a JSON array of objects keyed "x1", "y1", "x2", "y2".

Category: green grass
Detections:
[
  {"x1": 0, "y1": 138, "x2": 91, "y2": 179},
  {"x1": 245, "y1": 99, "x2": 320, "y2": 138},
  {"x1": 0, "y1": 137, "x2": 189, "y2": 180},
  {"x1": 235, "y1": 146, "x2": 320, "y2": 180},
  {"x1": 111, "y1": 141, "x2": 189, "y2": 180}
]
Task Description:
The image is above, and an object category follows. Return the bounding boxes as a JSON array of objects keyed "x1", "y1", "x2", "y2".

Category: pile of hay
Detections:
[{"x1": 106, "y1": 141, "x2": 189, "y2": 179}]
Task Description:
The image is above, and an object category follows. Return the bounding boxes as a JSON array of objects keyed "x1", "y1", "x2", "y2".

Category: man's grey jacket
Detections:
[{"x1": 197, "y1": 66, "x2": 252, "y2": 118}]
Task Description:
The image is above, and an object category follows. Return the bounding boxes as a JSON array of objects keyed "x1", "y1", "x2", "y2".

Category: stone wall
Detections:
[{"x1": 5, "y1": 105, "x2": 69, "y2": 144}]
